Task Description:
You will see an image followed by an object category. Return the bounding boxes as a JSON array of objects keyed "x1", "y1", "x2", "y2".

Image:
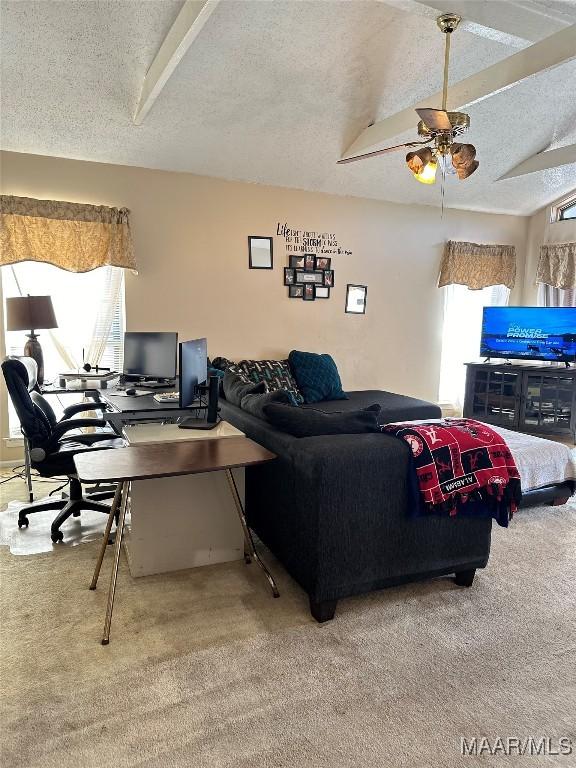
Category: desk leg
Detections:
[
  {"x1": 90, "y1": 483, "x2": 122, "y2": 591},
  {"x1": 101, "y1": 481, "x2": 130, "y2": 645},
  {"x1": 224, "y1": 469, "x2": 279, "y2": 598}
]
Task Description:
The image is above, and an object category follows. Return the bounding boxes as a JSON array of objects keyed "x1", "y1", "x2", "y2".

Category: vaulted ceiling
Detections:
[{"x1": 1, "y1": 0, "x2": 575, "y2": 215}]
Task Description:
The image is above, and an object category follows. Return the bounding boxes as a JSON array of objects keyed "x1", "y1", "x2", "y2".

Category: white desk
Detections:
[{"x1": 121, "y1": 421, "x2": 246, "y2": 577}]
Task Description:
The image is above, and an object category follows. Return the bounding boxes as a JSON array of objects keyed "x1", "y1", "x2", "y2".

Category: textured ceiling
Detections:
[{"x1": 1, "y1": 0, "x2": 575, "y2": 215}]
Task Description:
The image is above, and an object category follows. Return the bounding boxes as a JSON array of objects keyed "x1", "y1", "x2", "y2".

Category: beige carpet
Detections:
[{"x1": 1, "y1": 474, "x2": 575, "y2": 767}]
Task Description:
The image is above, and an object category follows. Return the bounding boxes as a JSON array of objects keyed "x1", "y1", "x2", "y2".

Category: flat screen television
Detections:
[{"x1": 480, "y1": 307, "x2": 576, "y2": 364}]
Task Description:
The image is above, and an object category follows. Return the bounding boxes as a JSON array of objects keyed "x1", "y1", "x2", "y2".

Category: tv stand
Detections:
[{"x1": 464, "y1": 362, "x2": 576, "y2": 440}]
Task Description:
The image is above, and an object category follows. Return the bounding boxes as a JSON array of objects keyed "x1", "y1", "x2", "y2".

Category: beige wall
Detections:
[
  {"x1": 523, "y1": 207, "x2": 547, "y2": 306},
  {"x1": 1, "y1": 151, "x2": 528, "y2": 459},
  {"x1": 522, "y1": 195, "x2": 576, "y2": 305}
]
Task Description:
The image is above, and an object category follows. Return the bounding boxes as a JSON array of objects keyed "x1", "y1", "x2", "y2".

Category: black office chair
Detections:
[
  {"x1": 10, "y1": 356, "x2": 118, "y2": 501},
  {"x1": 2, "y1": 357, "x2": 126, "y2": 543}
]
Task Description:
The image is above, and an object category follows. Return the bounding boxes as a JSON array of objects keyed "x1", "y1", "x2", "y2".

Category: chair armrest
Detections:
[
  {"x1": 62, "y1": 402, "x2": 109, "y2": 419},
  {"x1": 48, "y1": 418, "x2": 108, "y2": 449}
]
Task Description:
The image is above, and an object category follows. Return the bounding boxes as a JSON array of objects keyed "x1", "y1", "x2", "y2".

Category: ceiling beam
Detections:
[
  {"x1": 134, "y1": 0, "x2": 221, "y2": 126},
  {"x1": 341, "y1": 25, "x2": 576, "y2": 160},
  {"x1": 376, "y1": 0, "x2": 571, "y2": 46},
  {"x1": 498, "y1": 144, "x2": 576, "y2": 180}
]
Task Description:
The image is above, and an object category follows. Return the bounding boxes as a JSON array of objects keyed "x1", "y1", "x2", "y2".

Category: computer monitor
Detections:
[
  {"x1": 178, "y1": 338, "x2": 208, "y2": 408},
  {"x1": 123, "y1": 332, "x2": 178, "y2": 381}
]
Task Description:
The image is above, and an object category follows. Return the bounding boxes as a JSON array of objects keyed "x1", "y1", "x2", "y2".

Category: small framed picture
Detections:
[
  {"x1": 323, "y1": 269, "x2": 334, "y2": 287},
  {"x1": 248, "y1": 236, "x2": 273, "y2": 269},
  {"x1": 289, "y1": 255, "x2": 305, "y2": 269},
  {"x1": 345, "y1": 284, "x2": 367, "y2": 314},
  {"x1": 314, "y1": 286, "x2": 330, "y2": 299},
  {"x1": 303, "y1": 284, "x2": 315, "y2": 301},
  {"x1": 295, "y1": 270, "x2": 324, "y2": 284},
  {"x1": 284, "y1": 267, "x2": 295, "y2": 285},
  {"x1": 315, "y1": 256, "x2": 331, "y2": 271},
  {"x1": 304, "y1": 253, "x2": 315, "y2": 271},
  {"x1": 289, "y1": 285, "x2": 304, "y2": 298}
]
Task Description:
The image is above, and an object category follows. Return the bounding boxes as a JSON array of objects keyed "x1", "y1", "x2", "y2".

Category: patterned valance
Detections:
[
  {"x1": 0, "y1": 195, "x2": 137, "y2": 273},
  {"x1": 438, "y1": 240, "x2": 516, "y2": 290},
  {"x1": 536, "y1": 242, "x2": 576, "y2": 290}
]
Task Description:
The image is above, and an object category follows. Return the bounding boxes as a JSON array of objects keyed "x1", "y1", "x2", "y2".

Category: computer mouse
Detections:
[{"x1": 125, "y1": 387, "x2": 137, "y2": 396}]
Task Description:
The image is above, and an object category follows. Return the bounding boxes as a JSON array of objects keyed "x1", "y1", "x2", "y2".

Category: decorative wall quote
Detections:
[{"x1": 276, "y1": 222, "x2": 352, "y2": 256}]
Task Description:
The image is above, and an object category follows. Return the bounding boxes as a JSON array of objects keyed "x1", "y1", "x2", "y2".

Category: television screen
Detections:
[{"x1": 480, "y1": 307, "x2": 576, "y2": 363}]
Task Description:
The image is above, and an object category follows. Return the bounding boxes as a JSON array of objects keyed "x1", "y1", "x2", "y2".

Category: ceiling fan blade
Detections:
[
  {"x1": 415, "y1": 108, "x2": 452, "y2": 132},
  {"x1": 337, "y1": 139, "x2": 432, "y2": 165}
]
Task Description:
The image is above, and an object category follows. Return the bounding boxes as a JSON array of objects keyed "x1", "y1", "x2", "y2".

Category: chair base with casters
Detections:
[{"x1": 17, "y1": 476, "x2": 118, "y2": 543}]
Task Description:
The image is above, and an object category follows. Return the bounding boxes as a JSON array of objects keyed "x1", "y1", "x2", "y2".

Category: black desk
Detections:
[{"x1": 98, "y1": 388, "x2": 199, "y2": 430}]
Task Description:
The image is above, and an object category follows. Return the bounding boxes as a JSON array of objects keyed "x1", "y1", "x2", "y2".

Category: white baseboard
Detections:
[{"x1": 0, "y1": 459, "x2": 22, "y2": 468}]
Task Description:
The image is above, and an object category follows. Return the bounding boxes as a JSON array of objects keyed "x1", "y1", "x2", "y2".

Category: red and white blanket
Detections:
[{"x1": 382, "y1": 418, "x2": 522, "y2": 527}]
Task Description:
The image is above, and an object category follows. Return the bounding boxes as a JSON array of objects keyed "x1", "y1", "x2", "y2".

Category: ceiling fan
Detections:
[{"x1": 338, "y1": 13, "x2": 478, "y2": 184}]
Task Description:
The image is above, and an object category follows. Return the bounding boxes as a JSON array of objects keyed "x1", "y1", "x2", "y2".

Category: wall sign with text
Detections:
[{"x1": 276, "y1": 222, "x2": 352, "y2": 256}]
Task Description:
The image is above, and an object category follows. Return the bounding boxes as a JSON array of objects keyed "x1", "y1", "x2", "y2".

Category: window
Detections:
[
  {"x1": 2, "y1": 263, "x2": 125, "y2": 434},
  {"x1": 559, "y1": 202, "x2": 576, "y2": 221},
  {"x1": 554, "y1": 196, "x2": 576, "y2": 222},
  {"x1": 438, "y1": 284, "x2": 510, "y2": 411}
]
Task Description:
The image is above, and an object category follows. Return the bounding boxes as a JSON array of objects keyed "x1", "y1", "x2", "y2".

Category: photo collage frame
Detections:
[{"x1": 284, "y1": 254, "x2": 334, "y2": 301}]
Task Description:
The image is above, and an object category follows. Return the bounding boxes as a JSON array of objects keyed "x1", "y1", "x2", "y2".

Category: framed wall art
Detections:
[
  {"x1": 248, "y1": 236, "x2": 273, "y2": 269},
  {"x1": 345, "y1": 284, "x2": 367, "y2": 314}
]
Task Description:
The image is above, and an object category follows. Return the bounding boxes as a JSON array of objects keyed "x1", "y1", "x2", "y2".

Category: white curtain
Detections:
[
  {"x1": 439, "y1": 284, "x2": 510, "y2": 411},
  {"x1": 537, "y1": 283, "x2": 576, "y2": 307},
  {"x1": 2, "y1": 263, "x2": 124, "y2": 377}
]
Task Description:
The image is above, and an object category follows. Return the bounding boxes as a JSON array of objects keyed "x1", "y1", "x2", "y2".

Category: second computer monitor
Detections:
[
  {"x1": 179, "y1": 338, "x2": 208, "y2": 408},
  {"x1": 123, "y1": 332, "x2": 178, "y2": 380}
]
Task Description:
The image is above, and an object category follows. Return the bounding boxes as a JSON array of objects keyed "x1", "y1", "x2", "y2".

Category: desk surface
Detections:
[
  {"x1": 123, "y1": 420, "x2": 244, "y2": 445},
  {"x1": 74, "y1": 436, "x2": 275, "y2": 483},
  {"x1": 100, "y1": 388, "x2": 183, "y2": 413}
]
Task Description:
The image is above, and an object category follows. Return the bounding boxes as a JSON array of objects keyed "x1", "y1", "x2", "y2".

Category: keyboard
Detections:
[{"x1": 153, "y1": 392, "x2": 180, "y2": 404}]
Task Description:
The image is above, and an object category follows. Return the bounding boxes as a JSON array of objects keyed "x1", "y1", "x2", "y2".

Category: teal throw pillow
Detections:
[{"x1": 288, "y1": 350, "x2": 348, "y2": 404}]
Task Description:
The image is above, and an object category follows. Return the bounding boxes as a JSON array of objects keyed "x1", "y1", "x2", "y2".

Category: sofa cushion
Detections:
[
  {"x1": 223, "y1": 370, "x2": 266, "y2": 407},
  {"x1": 288, "y1": 350, "x2": 348, "y2": 404},
  {"x1": 263, "y1": 403, "x2": 382, "y2": 437},
  {"x1": 240, "y1": 389, "x2": 293, "y2": 420},
  {"x1": 301, "y1": 390, "x2": 441, "y2": 424},
  {"x1": 236, "y1": 359, "x2": 303, "y2": 405}
]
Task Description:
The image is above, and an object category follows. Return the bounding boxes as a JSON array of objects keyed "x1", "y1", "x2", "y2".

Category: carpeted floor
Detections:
[{"x1": 1, "y1": 472, "x2": 575, "y2": 767}]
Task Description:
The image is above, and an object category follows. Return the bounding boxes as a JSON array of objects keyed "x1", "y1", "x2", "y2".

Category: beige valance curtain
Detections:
[
  {"x1": 0, "y1": 195, "x2": 137, "y2": 273},
  {"x1": 536, "y1": 242, "x2": 576, "y2": 290},
  {"x1": 438, "y1": 240, "x2": 516, "y2": 290}
]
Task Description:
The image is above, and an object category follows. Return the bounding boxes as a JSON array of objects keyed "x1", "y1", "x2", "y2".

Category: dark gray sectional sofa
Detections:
[{"x1": 220, "y1": 390, "x2": 493, "y2": 622}]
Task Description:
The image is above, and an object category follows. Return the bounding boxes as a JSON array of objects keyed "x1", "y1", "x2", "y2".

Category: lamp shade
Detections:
[{"x1": 6, "y1": 295, "x2": 58, "y2": 332}]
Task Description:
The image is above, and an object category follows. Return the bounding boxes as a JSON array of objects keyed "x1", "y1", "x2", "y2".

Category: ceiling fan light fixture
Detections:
[
  {"x1": 415, "y1": 158, "x2": 438, "y2": 184},
  {"x1": 406, "y1": 148, "x2": 437, "y2": 184},
  {"x1": 451, "y1": 143, "x2": 479, "y2": 179}
]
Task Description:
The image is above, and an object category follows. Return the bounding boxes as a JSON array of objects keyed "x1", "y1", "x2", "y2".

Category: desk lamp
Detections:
[{"x1": 6, "y1": 295, "x2": 58, "y2": 385}]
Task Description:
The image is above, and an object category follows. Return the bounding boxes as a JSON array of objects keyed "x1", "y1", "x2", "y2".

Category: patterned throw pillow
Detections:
[
  {"x1": 222, "y1": 369, "x2": 266, "y2": 407},
  {"x1": 236, "y1": 359, "x2": 303, "y2": 405}
]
